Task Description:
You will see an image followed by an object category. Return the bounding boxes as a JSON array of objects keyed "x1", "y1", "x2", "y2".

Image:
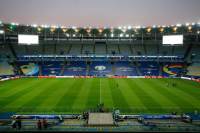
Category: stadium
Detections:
[{"x1": 0, "y1": 1, "x2": 200, "y2": 132}]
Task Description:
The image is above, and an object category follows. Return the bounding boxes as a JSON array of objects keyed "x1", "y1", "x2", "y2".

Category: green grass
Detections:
[{"x1": 0, "y1": 78, "x2": 200, "y2": 114}]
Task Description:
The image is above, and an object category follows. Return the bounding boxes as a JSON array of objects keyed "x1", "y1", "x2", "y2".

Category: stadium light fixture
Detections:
[
  {"x1": 128, "y1": 26, "x2": 132, "y2": 30},
  {"x1": 173, "y1": 27, "x2": 177, "y2": 32},
  {"x1": 120, "y1": 33, "x2": 124, "y2": 37},
  {"x1": 123, "y1": 26, "x2": 127, "y2": 30},
  {"x1": 159, "y1": 28, "x2": 164, "y2": 33},
  {"x1": 41, "y1": 24, "x2": 49, "y2": 28},
  {"x1": 147, "y1": 27, "x2": 152, "y2": 33},
  {"x1": 87, "y1": 29, "x2": 91, "y2": 33},
  {"x1": 50, "y1": 28, "x2": 56, "y2": 33},
  {"x1": 66, "y1": 33, "x2": 70, "y2": 37},
  {"x1": 118, "y1": 26, "x2": 122, "y2": 30},
  {"x1": 11, "y1": 22, "x2": 19, "y2": 26},
  {"x1": 135, "y1": 26, "x2": 141, "y2": 29},
  {"x1": 122, "y1": 29, "x2": 126, "y2": 33},
  {"x1": 75, "y1": 29, "x2": 79, "y2": 33},
  {"x1": 0, "y1": 30, "x2": 4, "y2": 34},
  {"x1": 98, "y1": 29, "x2": 103, "y2": 33},
  {"x1": 72, "y1": 26, "x2": 77, "y2": 30},
  {"x1": 51, "y1": 25, "x2": 58, "y2": 29},
  {"x1": 188, "y1": 26, "x2": 192, "y2": 32},
  {"x1": 185, "y1": 23, "x2": 190, "y2": 26},
  {"x1": 31, "y1": 24, "x2": 38, "y2": 28},
  {"x1": 37, "y1": 27, "x2": 42, "y2": 32},
  {"x1": 62, "y1": 28, "x2": 67, "y2": 33},
  {"x1": 152, "y1": 25, "x2": 157, "y2": 28},
  {"x1": 176, "y1": 24, "x2": 182, "y2": 27},
  {"x1": 192, "y1": 22, "x2": 196, "y2": 26}
]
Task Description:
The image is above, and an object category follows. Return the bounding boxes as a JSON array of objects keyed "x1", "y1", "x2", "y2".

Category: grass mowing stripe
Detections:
[
  {"x1": 122, "y1": 79, "x2": 149, "y2": 113},
  {"x1": 50, "y1": 79, "x2": 77, "y2": 113},
  {"x1": 108, "y1": 78, "x2": 131, "y2": 113},
  {"x1": 169, "y1": 79, "x2": 200, "y2": 107},
  {"x1": 0, "y1": 79, "x2": 45, "y2": 112},
  {"x1": 0, "y1": 78, "x2": 38, "y2": 96},
  {"x1": 101, "y1": 78, "x2": 114, "y2": 110},
  {"x1": 23, "y1": 79, "x2": 64, "y2": 112},
  {"x1": 72, "y1": 79, "x2": 93, "y2": 111},
  {"x1": 144, "y1": 79, "x2": 182, "y2": 112},
  {"x1": 129, "y1": 79, "x2": 164, "y2": 113},
  {"x1": 4, "y1": 79, "x2": 60, "y2": 113},
  {"x1": 86, "y1": 78, "x2": 100, "y2": 109},
  {"x1": 172, "y1": 79, "x2": 200, "y2": 101},
  {"x1": 54, "y1": 79, "x2": 85, "y2": 113},
  {"x1": 158, "y1": 79, "x2": 198, "y2": 111}
]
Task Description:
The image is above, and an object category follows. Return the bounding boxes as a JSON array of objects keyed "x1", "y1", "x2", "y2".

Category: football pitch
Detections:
[{"x1": 0, "y1": 78, "x2": 200, "y2": 114}]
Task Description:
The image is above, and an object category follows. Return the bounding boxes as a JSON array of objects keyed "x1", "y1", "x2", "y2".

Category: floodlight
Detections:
[
  {"x1": 0, "y1": 30, "x2": 4, "y2": 34},
  {"x1": 37, "y1": 27, "x2": 42, "y2": 32},
  {"x1": 118, "y1": 26, "x2": 122, "y2": 30},
  {"x1": 128, "y1": 26, "x2": 132, "y2": 30},
  {"x1": 87, "y1": 29, "x2": 91, "y2": 33},
  {"x1": 32, "y1": 24, "x2": 38, "y2": 28},
  {"x1": 66, "y1": 34, "x2": 70, "y2": 37},
  {"x1": 41, "y1": 24, "x2": 49, "y2": 28},
  {"x1": 185, "y1": 23, "x2": 190, "y2": 26},
  {"x1": 120, "y1": 33, "x2": 123, "y2": 37},
  {"x1": 188, "y1": 26, "x2": 192, "y2": 31},
  {"x1": 176, "y1": 24, "x2": 182, "y2": 27},
  {"x1": 159, "y1": 28, "x2": 164, "y2": 33},
  {"x1": 11, "y1": 22, "x2": 19, "y2": 26},
  {"x1": 173, "y1": 27, "x2": 177, "y2": 32},
  {"x1": 51, "y1": 25, "x2": 58, "y2": 29},
  {"x1": 147, "y1": 28, "x2": 151, "y2": 33},
  {"x1": 72, "y1": 26, "x2": 77, "y2": 29},
  {"x1": 111, "y1": 33, "x2": 114, "y2": 37},
  {"x1": 62, "y1": 28, "x2": 67, "y2": 33},
  {"x1": 98, "y1": 29, "x2": 102, "y2": 33},
  {"x1": 125, "y1": 34, "x2": 129, "y2": 37}
]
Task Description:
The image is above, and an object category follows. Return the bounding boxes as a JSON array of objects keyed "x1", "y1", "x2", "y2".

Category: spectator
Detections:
[
  {"x1": 11, "y1": 120, "x2": 17, "y2": 129},
  {"x1": 37, "y1": 120, "x2": 42, "y2": 130},
  {"x1": 17, "y1": 119, "x2": 22, "y2": 130},
  {"x1": 42, "y1": 118, "x2": 48, "y2": 129}
]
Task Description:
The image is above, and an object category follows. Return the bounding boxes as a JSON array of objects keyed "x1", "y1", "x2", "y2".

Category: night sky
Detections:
[{"x1": 0, "y1": 0, "x2": 199, "y2": 27}]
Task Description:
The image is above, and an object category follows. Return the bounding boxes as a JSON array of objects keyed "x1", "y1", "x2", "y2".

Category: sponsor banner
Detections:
[
  {"x1": 74, "y1": 76, "x2": 95, "y2": 78},
  {"x1": 38, "y1": 76, "x2": 56, "y2": 78},
  {"x1": 110, "y1": 76, "x2": 127, "y2": 78},
  {"x1": 56, "y1": 76, "x2": 74, "y2": 78},
  {"x1": 181, "y1": 77, "x2": 192, "y2": 80},
  {"x1": 127, "y1": 76, "x2": 145, "y2": 78},
  {"x1": 119, "y1": 114, "x2": 183, "y2": 119},
  {"x1": 0, "y1": 78, "x2": 10, "y2": 81},
  {"x1": 145, "y1": 76, "x2": 164, "y2": 79},
  {"x1": 181, "y1": 77, "x2": 200, "y2": 82}
]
